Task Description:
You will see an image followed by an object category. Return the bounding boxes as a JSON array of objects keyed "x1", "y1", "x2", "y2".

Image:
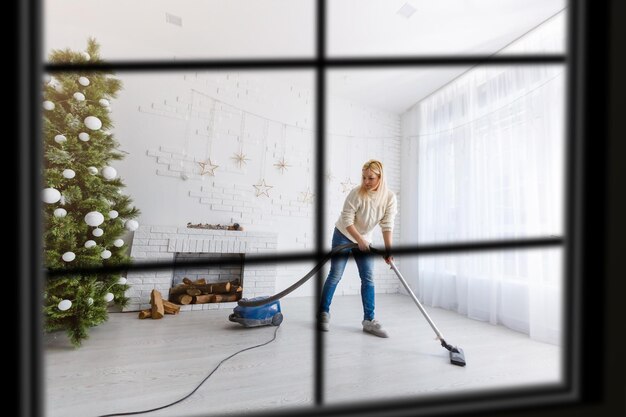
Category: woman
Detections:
[{"x1": 319, "y1": 159, "x2": 397, "y2": 338}]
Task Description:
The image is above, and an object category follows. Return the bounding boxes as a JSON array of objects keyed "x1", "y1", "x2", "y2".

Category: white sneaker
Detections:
[
  {"x1": 362, "y1": 319, "x2": 389, "y2": 338},
  {"x1": 319, "y1": 312, "x2": 330, "y2": 332}
]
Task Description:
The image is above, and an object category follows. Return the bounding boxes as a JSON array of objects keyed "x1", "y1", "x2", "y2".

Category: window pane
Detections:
[
  {"x1": 41, "y1": 69, "x2": 317, "y2": 275},
  {"x1": 44, "y1": 265, "x2": 316, "y2": 416},
  {"x1": 44, "y1": 0, "x2": 315, "y2": 62},
  {"x1": 323, "y1": 249, "x2": 564, "y2": 405},
  {"x1": 409, "y1": 65, "x2": 566, "y2": 244},
  {"x1": 328, "y1": 0, "x2": 566, "y2": 57},
  {"x1": 326, "y1": 64, "x2": 565, "y2": 245}
]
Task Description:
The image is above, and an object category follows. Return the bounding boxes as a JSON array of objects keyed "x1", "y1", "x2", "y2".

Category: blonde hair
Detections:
[{"x1": 359, "y1": 159, "x2": 387, "y2": 200}]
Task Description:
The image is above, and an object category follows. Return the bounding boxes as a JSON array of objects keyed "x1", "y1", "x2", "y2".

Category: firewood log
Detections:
[
  {"x1": 138, "y1": 309, "x2": 152, "y2": 319},
  {"x1": 176, "y1": 294, "x2": 192, "y2": 305},
  {"x1": 162, "y1": 299, "x2": 181, "y2": 315},
  {"x1": 150, "y1": 289, "x2": 165, "y2": 319},
  {"x1": 193, "y1": 294, "x2": 214, "y2": 304},
  {"x1": 213, "y1": 293, "x2": 239, "y2": 303},
  {"x1": 210, "y1": 282, "x2": 231, "y2": 294}
]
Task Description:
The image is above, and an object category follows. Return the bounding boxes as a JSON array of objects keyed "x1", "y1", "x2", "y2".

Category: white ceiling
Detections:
[
  {"x1": 44, "y1": 0, "x2": 566, "y2": 114},
  {"x1": 327, "y1": 67, "x2": 470, "y2": 114},
  {"x1": 327, "y1": 0, "x2": 566, "y2": 113},
  {"x1": 328, "y1": 0, "x2": 565, "y2": 57}
]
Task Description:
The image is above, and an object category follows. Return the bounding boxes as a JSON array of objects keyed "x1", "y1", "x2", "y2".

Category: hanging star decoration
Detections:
[
  {"x1": 300, "y1": 187, "x2": 315, "y2": 204},
  {"x1": 253, "y1": 179, "x2": 273, "y2": 197},
  {"x1": 341, "y1": 178, "x2": 357, "y2": 193},
  {"x1": 273, "y1": 157, "x2": 291, "y2": 174},
  {"x1": 326, "y1": 171, "x2": 335, "y2": 183},
  {"x1": 232, "y1": 151, "x2": 251, "y2": 168},
  {"x1": 198, "y1": 158, "x2": 219, "y2": 176}
]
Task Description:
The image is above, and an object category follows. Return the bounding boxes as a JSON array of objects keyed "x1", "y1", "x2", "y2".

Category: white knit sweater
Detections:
[{"x1": 335, "y1": 186, "x2": 397, "y2": 243}]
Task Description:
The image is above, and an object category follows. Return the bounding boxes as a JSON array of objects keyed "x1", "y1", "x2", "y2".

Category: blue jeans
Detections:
[{"x1": 320, "y1": 228, "x2": 375, "y2": 321}]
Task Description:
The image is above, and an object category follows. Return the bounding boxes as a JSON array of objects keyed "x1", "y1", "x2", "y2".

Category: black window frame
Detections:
[{"x1": 18, "y1": 0, "x2": 621, "y2": 416}]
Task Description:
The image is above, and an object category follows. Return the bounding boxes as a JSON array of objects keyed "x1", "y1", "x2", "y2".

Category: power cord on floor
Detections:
[{"x1": 96, "y1": 325, "x2": 280, "y2": 417}]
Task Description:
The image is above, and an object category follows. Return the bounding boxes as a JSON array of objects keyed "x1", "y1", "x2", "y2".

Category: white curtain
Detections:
[{"x1": 406, "y1": 13, "x2": 566, "y2": 345}]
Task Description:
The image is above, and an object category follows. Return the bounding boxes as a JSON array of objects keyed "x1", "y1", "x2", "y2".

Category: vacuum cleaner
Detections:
[
  {"x1": 235, "y1": 243, "x2": 466, "y2": 367},
  {"x1": 229, "y1": 296, "x2": 283, "y2": 327}
]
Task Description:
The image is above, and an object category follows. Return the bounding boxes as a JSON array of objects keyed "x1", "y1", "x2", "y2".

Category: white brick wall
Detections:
[
  {"x1": 125, "y1": 225, "x2": 277, "y2": 311},
  {"x1": 112, "y1": 72, "x2": 403, "y2": 299}
]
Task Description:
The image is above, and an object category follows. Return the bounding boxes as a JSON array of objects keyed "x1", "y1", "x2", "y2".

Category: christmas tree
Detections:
[{"x1": 42, "y1": 39, "x2": 140, "y2": 346}]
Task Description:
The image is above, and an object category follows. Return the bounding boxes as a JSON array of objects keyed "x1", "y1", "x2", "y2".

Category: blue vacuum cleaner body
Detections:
[{"x1": 229, "y1": 296, "x2": 283, "y2": 327}]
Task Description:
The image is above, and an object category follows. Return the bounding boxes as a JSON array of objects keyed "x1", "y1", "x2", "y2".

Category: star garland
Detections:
[
  {"x1": 341, "y1": 178, "x2": 357, "y2": 193},
  {"x1": 198, "y1": 158, "x2": 219, "y2": 176},
  {"x1": 232, "y1": 151, "x2": 251, "y2": 168},
  {"x1": 253, "y1": 179, "x2": 273, "y2": 197},
  {"x1": 274, "y1": 157, "x2": 291, "y2": 174},
  {"x1": 300, "y1": 187, "x2": 315, "y2": 203},
  {"x1": 254, "y1": 120, "x2": 273, "y2": 197}
]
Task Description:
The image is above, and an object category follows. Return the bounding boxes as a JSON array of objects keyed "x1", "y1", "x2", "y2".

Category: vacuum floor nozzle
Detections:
[{"x1": 449, "y1": 347, "x2": 466, "y2": 367}]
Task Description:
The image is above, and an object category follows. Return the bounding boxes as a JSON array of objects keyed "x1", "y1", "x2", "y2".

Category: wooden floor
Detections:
[{"x1": 44, "y1": 294, "x2": 562, "y2": 417}]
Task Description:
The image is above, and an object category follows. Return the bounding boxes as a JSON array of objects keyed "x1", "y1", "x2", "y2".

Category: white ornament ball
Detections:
[
  {"x1": 104, "y1": 292, "x2": 114, "y2": 302},
  {"x1": 84, "y1": 240, "x2": 96, "y2": 248},
  {"x1": 99, "y1": 99, "x2": 110, "y2": 107},
  {"x1": 125, "y1": 219, "x2": 139, "y2": 232},
  {"x1": 54, "y1": 134, "x2": 67, "y2": 144},
  {"x1": 58, "y1": 299, "x2": 72, "y2": 311},
  {"x1": 53, "y1": 208, "x2": 67, "y2": 218},
  {"x1": 43, "y1": 74, "x2": 51, "y2": 84},
  {"x1": 78, "y1": 132, "x2": 90, "y2": 142},
  {"x1": 78, "y1": 76, "x2": 90, "y2": 86},
  {"x1": 43, "y1": 101, "x2": 55, "y2": 110},
  {"x1": 108, "y1": 210, "x2": 119, "y2": 219},
  {"x1": 62, "y1": 169, "x2": 76, "y2": 179},
  {"x1": 113, "y1": 239, "x2": 124, "y2": 248},
  {"x1": 101, "y1": 250, "x2": 112, "y2": 259},
  {"x1": 81, "y1": 52, "x2": 91, "y2": 61},
  {"x1": 117, "y1": 277, "x2": 127, "y2": 285},
  {"x1": 84, "y1": 116, "x2": 102, "y2": 131},
  {"x1": 101, "y1": 166, "x2": 117, "y2": 180},
  {"x1": 87, "y1": 297, "x2": 94, "y2": 305},
  {"x1": 42, "y1": 188, "x2": 61, "y2": 204},
  {"x1": 88, "y1": 166, "x2": 98, "y2": 175},
  {"x1": 84, "y1": 211, "x2": 104, "y2": 227},
  {"x1": 62, "y1": 251, "x2": 76, "y2": 262},
  {"x1": 73, "y1": 92, "x2": 85, "y2": 101},
  {"x1": 92, "y1": 227, "x2": 104, "y2": 237}
]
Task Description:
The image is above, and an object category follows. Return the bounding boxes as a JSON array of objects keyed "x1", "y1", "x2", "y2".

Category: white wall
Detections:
[{"x1": 109, "y1": 71, "x2": 402, "y2": 298}]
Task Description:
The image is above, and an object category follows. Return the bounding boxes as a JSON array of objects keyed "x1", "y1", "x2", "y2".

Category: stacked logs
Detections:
[
  {"x1": 138, "y1": 289, "x2": 181, "y2": 319},
  {"x1": 168, "y1": 277, "x2": 243, "y2": 305}
]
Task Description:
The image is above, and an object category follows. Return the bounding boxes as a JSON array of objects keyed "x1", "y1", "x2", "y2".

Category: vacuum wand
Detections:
[
  {"x1": 237, "y1": 243, "x2": 466, "y2": 367},
  {"x1": 388, "y1": 260, "x2": 466, "y2": 367}
]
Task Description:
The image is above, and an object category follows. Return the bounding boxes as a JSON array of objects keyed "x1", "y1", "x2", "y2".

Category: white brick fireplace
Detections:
[{"x1": 124, "y1": 225, "x2": 278, "y2": 312}]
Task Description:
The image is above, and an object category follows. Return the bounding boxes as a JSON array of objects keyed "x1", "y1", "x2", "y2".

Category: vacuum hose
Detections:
[{"x1": 237, "y1": 243, "x2": 384, "y2": 307}]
